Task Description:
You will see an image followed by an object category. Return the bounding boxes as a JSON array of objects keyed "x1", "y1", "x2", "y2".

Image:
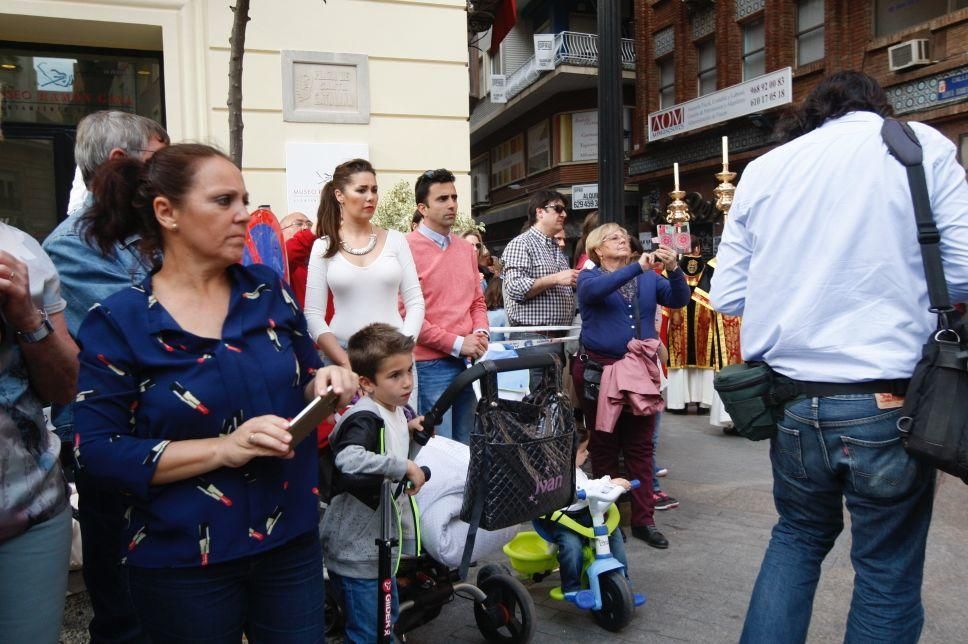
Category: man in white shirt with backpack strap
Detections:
[{"x1": 711, "y1": 70, "x2": 968, "y2": 643}]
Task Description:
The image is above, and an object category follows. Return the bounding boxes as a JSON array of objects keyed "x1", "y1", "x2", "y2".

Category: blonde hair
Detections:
[{"x1": 585, "y1": 223, "x2": 627, "y2": 266}]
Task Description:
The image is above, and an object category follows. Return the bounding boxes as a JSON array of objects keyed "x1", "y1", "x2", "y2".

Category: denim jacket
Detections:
[{"x1": 42, "y1": 198, "x2": 152, "y2": 439}]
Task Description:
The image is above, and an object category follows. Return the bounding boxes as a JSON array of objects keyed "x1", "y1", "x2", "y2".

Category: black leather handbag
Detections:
[{"x1": 883, "y1": 118, "x2": 968, "y2": 484}]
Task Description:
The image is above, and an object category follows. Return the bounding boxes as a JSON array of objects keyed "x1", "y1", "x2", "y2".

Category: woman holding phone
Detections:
[
  {"x1": 573, "y1": 223, "x2": 689, "y2": 550},
  {"x1": 74, "y1": 143, "x2": 358, "y2": 643}
]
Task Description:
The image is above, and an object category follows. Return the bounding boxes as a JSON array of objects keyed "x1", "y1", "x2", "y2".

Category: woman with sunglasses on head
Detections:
[
  {"x1": 304, "y1": 159, "x2": 425, "y2": 368},
  {"x1": 572, "y1": 223, "x2": 689, "y2": 550},
  {"x1": 73, "y1": 143, "x2": 359, "y2": 643}
]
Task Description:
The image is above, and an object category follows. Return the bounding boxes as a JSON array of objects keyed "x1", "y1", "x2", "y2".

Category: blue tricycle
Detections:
[{"x1": 503, "y1": 478, "x2": 646, "y2": 632}]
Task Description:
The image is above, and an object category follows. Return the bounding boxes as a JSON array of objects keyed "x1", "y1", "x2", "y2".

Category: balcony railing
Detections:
[{"x1": 503, "y1": 31, "x2": 636, "y2": 102}]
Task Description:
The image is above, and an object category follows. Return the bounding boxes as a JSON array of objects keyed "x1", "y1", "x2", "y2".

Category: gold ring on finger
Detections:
[{"x1": 248, "y1": 433, "x2": 256, "y2": 444}]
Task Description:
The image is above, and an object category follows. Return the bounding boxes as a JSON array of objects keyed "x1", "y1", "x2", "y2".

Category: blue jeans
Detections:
[
  {"x1": 417, "y1": 357, "x2": 476, "y2": 444},
  {"x1": 126, "y1": 532, "x2": 324, "y2": 644},
  {"x1": 537, "y1": 516, "x2": 628, "y2": 593},
  {"x1": 741, "y1": 395, "x2": 936, "y2": 644},
  {"x1": 0, "y1": 507, "x2": 72, "y2": 644},
  {"x1": 329, "y1": 572, "x2": 399, "y2": 644}
]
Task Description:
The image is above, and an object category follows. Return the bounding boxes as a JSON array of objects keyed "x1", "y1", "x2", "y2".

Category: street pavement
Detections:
[{"x1": 60, "y1": 411, "x2": 968, "y2": 643}]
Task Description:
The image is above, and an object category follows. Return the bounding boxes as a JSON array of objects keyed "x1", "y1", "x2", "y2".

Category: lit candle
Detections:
[
  {"x1": 673, "y1": 162, "x2": 679, "y2": 190},
  {"x1": 722, "y1": 136, "x2": 729, "y2": 167}
]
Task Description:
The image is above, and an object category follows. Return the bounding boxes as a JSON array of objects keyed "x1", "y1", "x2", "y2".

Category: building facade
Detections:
[
  {"x1": 630, "y1": 0, "x2": 968, "y2": 255},
  {"x1": 468, "y1": 0, "x2": 638, "y2": 255},
  {"x1": 0, "y1": 0, "x2": 471, "y2": 241}
]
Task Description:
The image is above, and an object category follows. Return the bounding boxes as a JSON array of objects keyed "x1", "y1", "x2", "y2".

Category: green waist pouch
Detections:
[{"x1": 714, "y1": 362, "x2": 799, "y2": 441}]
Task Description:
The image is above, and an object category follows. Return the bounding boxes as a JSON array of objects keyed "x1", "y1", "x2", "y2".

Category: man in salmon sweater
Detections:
[{"x1": 406, "y1": 169, "x2": 488, "y2": 443}]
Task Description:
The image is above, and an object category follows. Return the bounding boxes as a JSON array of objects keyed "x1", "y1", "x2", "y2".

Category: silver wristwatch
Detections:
[{"x1": 16, "y1": 309, "x2": 53, "y2": 343}]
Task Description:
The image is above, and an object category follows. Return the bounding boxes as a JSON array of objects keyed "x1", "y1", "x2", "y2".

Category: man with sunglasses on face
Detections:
[{"x1": 501, "y1": 190, "x2": 579, "y2": 389}]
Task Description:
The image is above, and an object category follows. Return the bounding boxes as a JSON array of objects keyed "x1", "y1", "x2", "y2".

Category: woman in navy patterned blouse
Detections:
[{"x1": 74, "y1": 144, "x2": 358, "y2": 643}]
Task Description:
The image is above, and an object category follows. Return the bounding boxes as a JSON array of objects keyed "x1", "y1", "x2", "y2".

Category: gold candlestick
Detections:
[
  {"x1": 714, "y1": 166, "x2": 737, "y2": 216},
  {"x1": 666, "y1": 189, "x2": 691, "y2": 225}
]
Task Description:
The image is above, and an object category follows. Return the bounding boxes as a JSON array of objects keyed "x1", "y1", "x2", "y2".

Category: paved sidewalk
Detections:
[{"x1": 60, "y1": 412, "x2": 968, "y2": 643}]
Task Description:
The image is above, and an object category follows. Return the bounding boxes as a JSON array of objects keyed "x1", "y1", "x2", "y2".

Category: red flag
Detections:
[{"x1": 488, "y1": 0, "x2": 517, "y2": 55}]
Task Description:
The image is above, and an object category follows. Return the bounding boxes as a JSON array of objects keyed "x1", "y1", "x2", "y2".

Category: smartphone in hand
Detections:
[{"x1": 288, "y1": 388, "x2": 339, "y2": 446}]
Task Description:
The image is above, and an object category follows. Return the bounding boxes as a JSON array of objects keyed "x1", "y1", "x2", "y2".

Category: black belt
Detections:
[{"x1": 792, "y1": 379, "x2": 910, "y2": 397}]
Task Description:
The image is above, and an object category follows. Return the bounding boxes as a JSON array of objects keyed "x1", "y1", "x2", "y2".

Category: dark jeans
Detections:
[
  {"x1": 740, "y1": 395, "x2": 936, "y2": 644},
  {"x1": 127, "y1": 531, "x2": 325, "y2": 644},
  {"x1": 76, "y1": 468, "x2": 148, "y2": 644},
  {"x1": 536, "y1": 516, "x2": 628, "y2": 593},
  {"x1": 512, "y1": 332, "x2": 566, "y2": 391},
  {"x1": 572, "y1": 354, "x2": 656, "y2": 527}
]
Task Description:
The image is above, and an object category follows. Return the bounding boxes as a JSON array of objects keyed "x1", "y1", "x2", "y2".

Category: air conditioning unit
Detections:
[{"x1": 888, "y1": 39, "x2": 930, "y2": 72}]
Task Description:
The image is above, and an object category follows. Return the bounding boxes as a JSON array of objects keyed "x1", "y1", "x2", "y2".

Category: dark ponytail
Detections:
[
  {"x1": 82, "y1": 143, "x2": 232, "y2": 259},
  {"x1": 84, "y1": 156, "x2": 155, "y2": 256},
  {"x1": 315, "y1": 158, "x2": 376, "y2": 258}
]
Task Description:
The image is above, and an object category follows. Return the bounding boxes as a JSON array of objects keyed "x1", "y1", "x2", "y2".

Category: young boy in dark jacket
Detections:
[{"x1": 321, "y1": 323, "x2": 428, "y2": 643}]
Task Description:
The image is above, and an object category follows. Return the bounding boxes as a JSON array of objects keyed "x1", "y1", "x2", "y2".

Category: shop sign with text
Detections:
[{"x1": 648, "y1": 68, "x2": 792, "y2": 141}]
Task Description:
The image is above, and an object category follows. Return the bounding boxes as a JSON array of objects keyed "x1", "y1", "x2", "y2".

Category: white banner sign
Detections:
[
  {"x1": 285, "y1": 142, "x2": 369, "y2": 218},
  {"x1": 571, "y1": 111, "x2": 598, "y2": 161},
  {"x1": 571, "y1": 184, "x2": 598, "y2": 210},
  {"x1": 534, "y1": 34, "x2": 555, "y2": 71},
  {"x1": 491, "y1": 75, "x2": 507, "y2": 103},
  {"x1": 647, "y1": 67, "x2": 793, "y2": 141}
]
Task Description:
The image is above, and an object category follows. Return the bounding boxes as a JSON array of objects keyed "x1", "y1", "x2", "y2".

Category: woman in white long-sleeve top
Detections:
[{"x1": 304, "y1": 159, "x2": 425, "y2": 368}]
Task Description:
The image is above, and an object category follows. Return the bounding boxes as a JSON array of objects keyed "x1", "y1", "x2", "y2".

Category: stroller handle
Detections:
[{"x1": 422, "y1": 354, "x2": 560, "y2": 430}]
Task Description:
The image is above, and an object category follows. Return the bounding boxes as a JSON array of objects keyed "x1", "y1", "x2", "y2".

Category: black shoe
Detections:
[
  {"x1": 722, "y1": 425, "x2": 740, "y2": 436},
  {"x1": 631, "y1": 525, "x2": 669, "y2": 549}
]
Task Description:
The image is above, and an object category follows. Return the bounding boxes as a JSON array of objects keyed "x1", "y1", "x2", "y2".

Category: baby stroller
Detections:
[{"x1": 324, "y1": 354, "x2": 577, "y2": 643}]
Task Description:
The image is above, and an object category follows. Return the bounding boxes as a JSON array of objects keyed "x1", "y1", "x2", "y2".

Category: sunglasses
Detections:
[{"x1": 544, "y1": 204, "x2": 567, "y2": 214}]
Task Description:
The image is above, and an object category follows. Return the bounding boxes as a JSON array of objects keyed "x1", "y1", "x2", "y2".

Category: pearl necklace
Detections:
[{"x1": 340, "y1": 230, "x2": 378, "y2": 256}]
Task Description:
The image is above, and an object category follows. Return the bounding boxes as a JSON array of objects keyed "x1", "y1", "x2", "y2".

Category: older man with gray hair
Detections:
[{"x1": 43, "y1": 110, "x2": 168, "y2": 644}]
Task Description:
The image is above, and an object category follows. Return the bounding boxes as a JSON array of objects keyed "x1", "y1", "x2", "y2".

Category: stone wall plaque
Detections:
[{"x1": 282, "y1": 51, "x2": 370, "y2": 124}]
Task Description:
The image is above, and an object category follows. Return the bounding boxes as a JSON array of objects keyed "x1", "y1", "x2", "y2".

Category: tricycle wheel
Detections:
[
  {"x1": 474, "y1": 574, "x2": 535, "y2": 643},
  {"x1": 592, "y1": 570, "x2": 635, "y2": 632}
]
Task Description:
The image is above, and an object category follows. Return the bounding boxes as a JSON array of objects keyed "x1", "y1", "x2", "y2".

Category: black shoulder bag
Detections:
[{"x1": 882, "y1": 118, "x2": 968, "y2": 484}]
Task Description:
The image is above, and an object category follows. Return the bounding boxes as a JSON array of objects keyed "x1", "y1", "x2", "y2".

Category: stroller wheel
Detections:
[
  {"x1": 474, "y1": 574, "x2": 535, "y2": 643},
  {"x1": 477, "y1": 563, "x2": 514, "y2": 586},
  {"x1": 591, "y1": 570, "x2": 635, "y2": 632}
]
